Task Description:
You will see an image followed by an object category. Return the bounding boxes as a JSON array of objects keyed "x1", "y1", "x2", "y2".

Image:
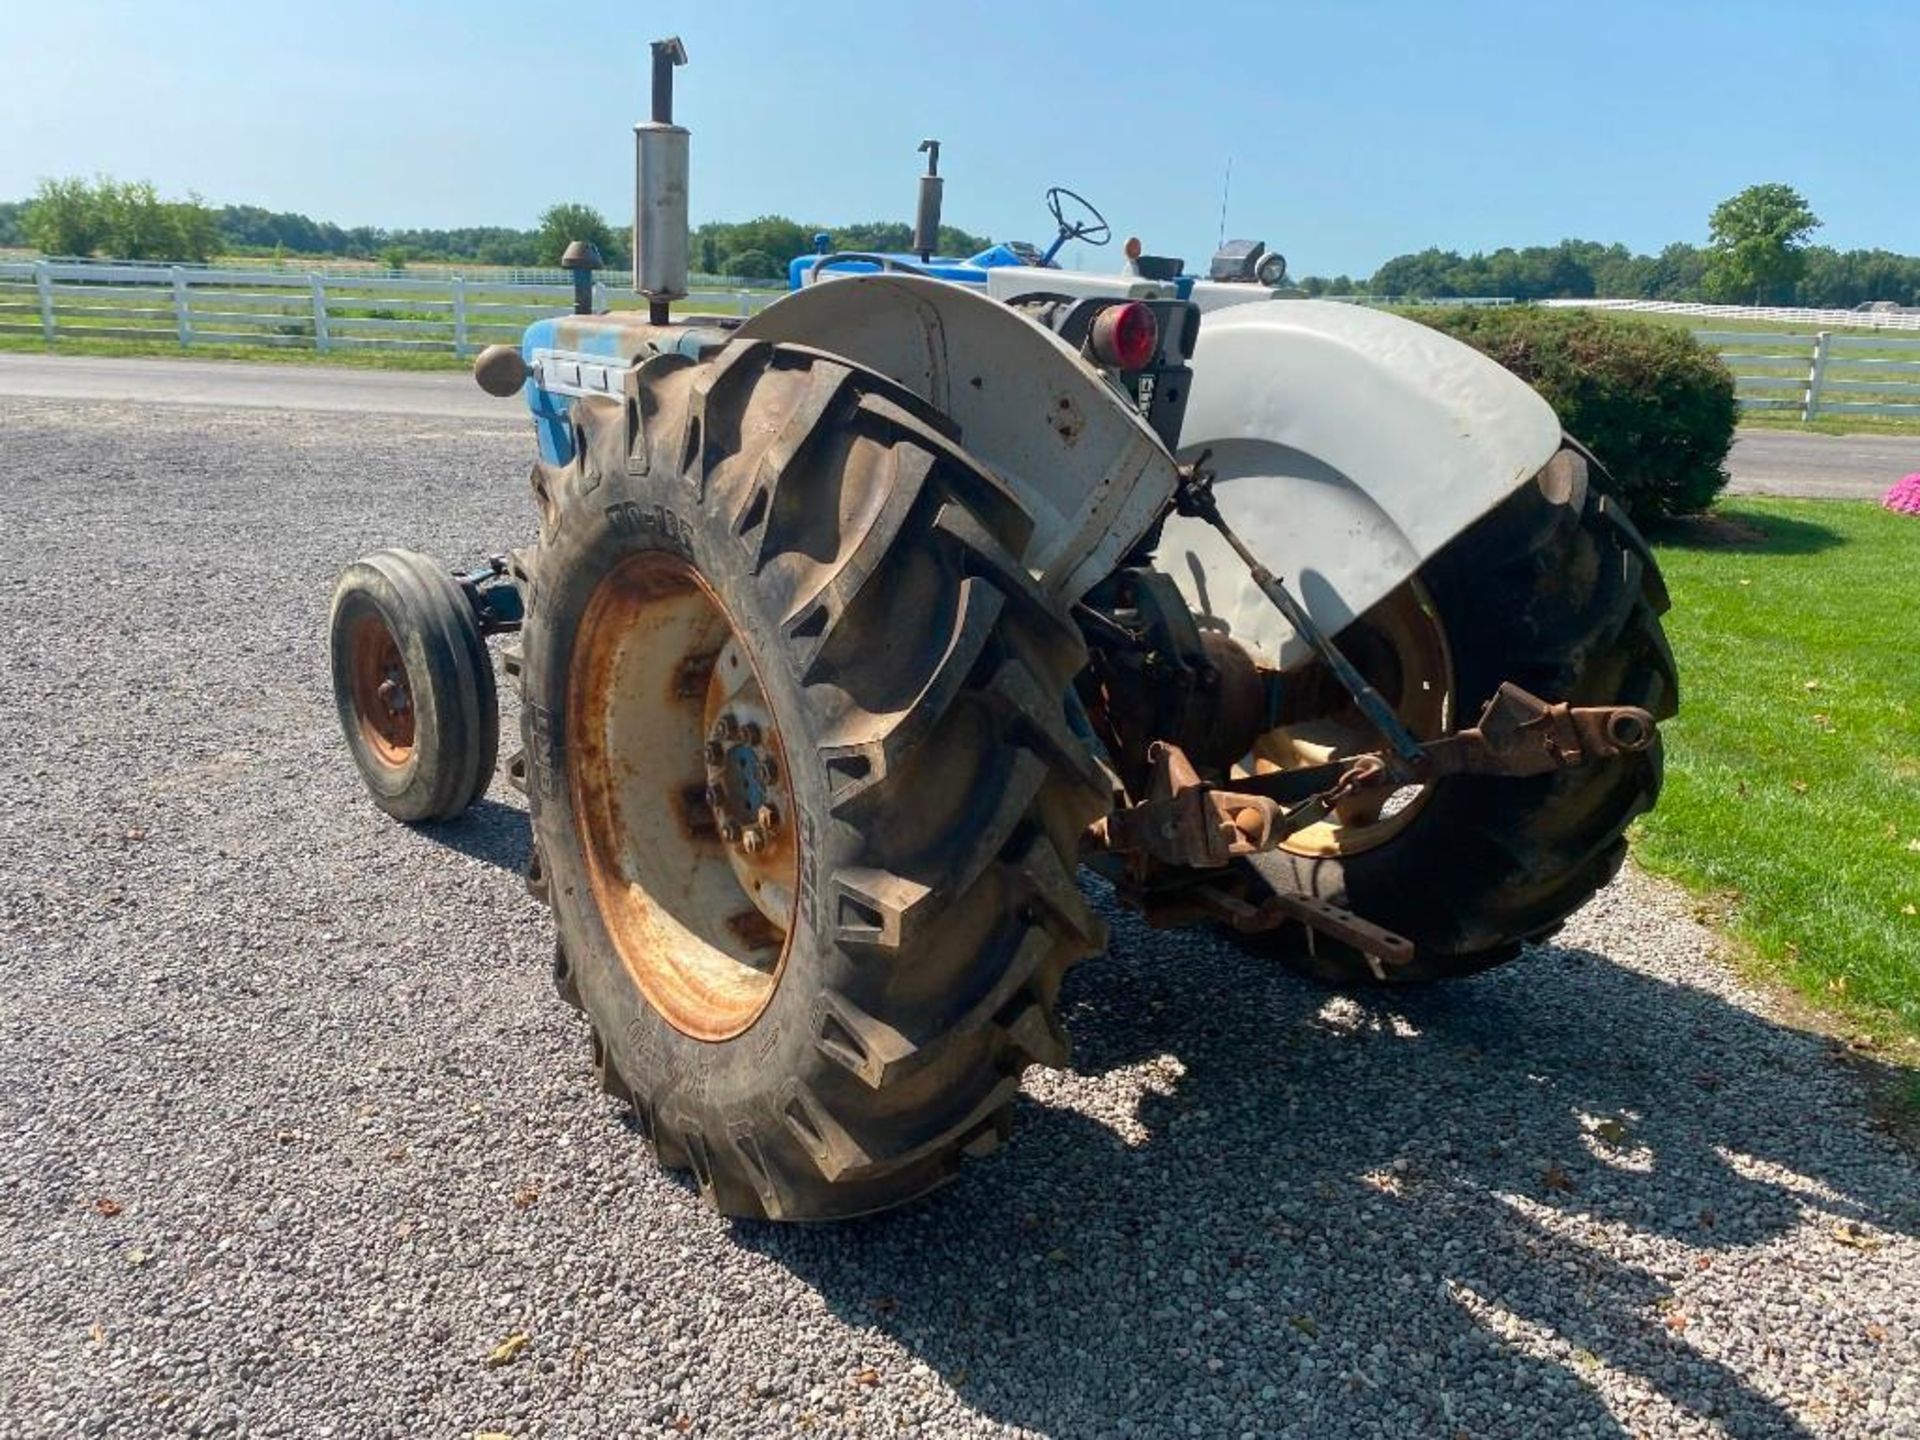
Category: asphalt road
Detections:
[
  {"x1": 1, "y1": 394, "x2": 1916, "y2": 1439},
  {"x1": 0, "y1": 353, "x2": 508, "y2": 423},
  {"x1": 0, "y1": 353, "x2": 1914, "y2": 499},
  {"x1": 1720, "y1": 428, "x2": 1918, "y2": 500}
]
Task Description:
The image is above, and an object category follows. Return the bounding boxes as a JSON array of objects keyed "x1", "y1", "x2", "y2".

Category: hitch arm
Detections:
[
  {"x1": 1089, "y1": 683, "x2": 1656, "y2": 971},
  {"x1": 1089, "y1": 683, "x2": 1658, "y2": 871},
  {"x1": 1231, "y1": 682, "x2": 1658, "y2": 810}
]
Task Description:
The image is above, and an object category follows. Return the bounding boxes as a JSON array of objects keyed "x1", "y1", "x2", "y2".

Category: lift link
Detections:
[
  {"x1": 1174, "y1": 460, "x2": 1426, "y2": 770},
  {"x1": 1089, "y1": 681, "x2": 1657, "y2": 873}
]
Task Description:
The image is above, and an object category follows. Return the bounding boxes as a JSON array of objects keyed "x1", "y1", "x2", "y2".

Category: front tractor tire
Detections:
[
  {"x1": 329, "y1": 548, "x2": 499, "y2": 823},
  {"x1": 517, "y1": 341, "x2": 1108, "y2": 1219},
  {"x1": 1236, "y1": 459, "x2": 1678, "y2": 984}
]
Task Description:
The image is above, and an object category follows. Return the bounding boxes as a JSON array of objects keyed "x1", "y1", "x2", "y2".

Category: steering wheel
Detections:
[{"x1": 1040, "y1": 187, "x2": 1111, "y2": 266}]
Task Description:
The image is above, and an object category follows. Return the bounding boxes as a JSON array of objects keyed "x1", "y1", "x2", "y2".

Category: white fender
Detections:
[
  {"x1": 740, "y1": 274, "x2": 1179, "y2": 602},
  {"x1": 1163, "y1": 300, "x2": 1563, "y2": 668}
]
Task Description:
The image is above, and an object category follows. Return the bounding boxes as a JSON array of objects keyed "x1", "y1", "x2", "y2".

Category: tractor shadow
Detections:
[
  {"x1": 416, "y1": 795, "x2": 531, "y2": 875},
  {"x1": 738, "y1": 892, "x2": 1918, "y2": 1438}
]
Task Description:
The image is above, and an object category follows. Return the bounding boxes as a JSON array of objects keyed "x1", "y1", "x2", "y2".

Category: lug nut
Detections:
[
  {"x1": 762, "y1": 755, "x2": 780, "y2": 783},
  {"x1": 756, "y1": 804, "x2": 780, "y2": 832},
  {"x1": 739, "y1": 721, "x2": 762, "y2": 747},
  {"x1": 710, "y1": 713, "x2": 738, "y2": 742},
  {"x1": 741, "y1": 825, "x2": 767, "y2": 855},
  {"x1": 703, "y1": 784, "x2": 722, "y2": 809},
  {"x1": 718, "y1": 820, "x2": 740, "y2": 844},
  {"x1": 703, "y1": 740, "x2": 726, "y2": 766}
]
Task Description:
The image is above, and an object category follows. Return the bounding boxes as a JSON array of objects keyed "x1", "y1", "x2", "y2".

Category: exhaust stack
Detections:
[
  {"x1": 635, "y1": 36, "x2": 690, "y2": 324},
  {"x1": 912, "y1": 139, "x2": 943, "y2": 264}
]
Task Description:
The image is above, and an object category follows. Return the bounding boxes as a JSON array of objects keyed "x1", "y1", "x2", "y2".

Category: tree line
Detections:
[
  {"x1": 4, "y1": 176, "x2": 1911, "y2": 309},
  {"x1": 1304, "y1": 185, "x2": 1917, "y2": 309},
  {"x1": 0, "y1": 177, "x2": 988, "y2": 279}
]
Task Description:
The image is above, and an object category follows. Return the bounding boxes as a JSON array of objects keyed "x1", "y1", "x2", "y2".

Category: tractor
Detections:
[{"x1": 328, "y1": 39, "x2": 1676, "y2": 1220}]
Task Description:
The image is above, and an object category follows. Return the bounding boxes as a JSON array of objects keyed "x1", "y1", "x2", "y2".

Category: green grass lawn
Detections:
[
  {"x1": 0, "y1": 289, "x2": 760, "y2": 371},
  {"x1": 0, "y1": 332, "x2": 470, "y2": 370},
  {"x1": 1637, "y1": 498, "x2": 1920, "y2": 1040}
]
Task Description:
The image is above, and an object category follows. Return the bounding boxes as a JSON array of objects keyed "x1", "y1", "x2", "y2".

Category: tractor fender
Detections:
[
  {"x1": 1162, "y1": 300, "x2": 1563, "y2": 669},
  {"x1": 739, "y1": 274, "x2": 1180, "y2": 601}
]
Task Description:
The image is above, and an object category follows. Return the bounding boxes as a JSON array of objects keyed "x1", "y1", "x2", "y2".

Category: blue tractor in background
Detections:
[{"x1": 327, "y1": 37, "x2": 1675, "y2": 1221}]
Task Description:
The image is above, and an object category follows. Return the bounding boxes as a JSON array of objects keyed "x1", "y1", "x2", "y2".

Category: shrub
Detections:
[
  {"x1": 1415, "y1": 306, "x2": 1736, "y2": 520},
  {"x1": 24, "y1": 176, "x2": 220, "y2": 262}
]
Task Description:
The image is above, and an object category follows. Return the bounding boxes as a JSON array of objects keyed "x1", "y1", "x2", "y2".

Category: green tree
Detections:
[
  {"x1": 1703, "y1": 183, "x2": 1820, "y2": 304},
  {"x1": 1796, "y1": 247, "x2": 1920, "y2": 308},
  {"x1": 24, "y1": 176, "x2": 217, "y2": 261},
  {"x1": 718, "y1": 248, "x2": 780, "y2": 280},
  {"x1": 1646, "y1": 242, "x2": 1709, "y2": 300},
  {"x1": 24, "y1": 176, "x2": 107, "y2": 256},
  {"x1": 1370, "y1": 248, "x2": 1467, "y2": 298},
  {"x1": 697, "y1": 216, "x2": 810, "y2": 274},
  {"x1": 536, "y1": 202, "x2": 626, "y2": 268},
  {"x1": 97, "y1": 180, "x2": 179, "y2": 258},
  {"x1": 161, "y1": 192, "x2": 220, "y2": 262},
  {"x1": 829, "y1": 220, "x2": 991, "y2": 256}
]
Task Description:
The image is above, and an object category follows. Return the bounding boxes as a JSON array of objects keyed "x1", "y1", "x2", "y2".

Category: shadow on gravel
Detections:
[
  {"x1": 739, "y1": 903, "x2": 1917, "y2": 1437},
  {"x1": 417, "y1": 796, "x2": 531, "y2": 875}
]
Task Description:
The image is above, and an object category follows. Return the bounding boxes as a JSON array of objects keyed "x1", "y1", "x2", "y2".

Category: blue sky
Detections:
[{"x1": 4, "y1": 1, "x2": 1914, "y2": 276}]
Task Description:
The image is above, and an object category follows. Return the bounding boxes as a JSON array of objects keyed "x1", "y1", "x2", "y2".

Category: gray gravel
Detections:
[{"x1": 2, "y1": 396, "x2": 1917, "y2": 1440}]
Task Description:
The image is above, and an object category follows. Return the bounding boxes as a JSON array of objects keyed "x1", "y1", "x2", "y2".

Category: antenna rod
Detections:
[{"x1": 1217, "y1": 157, "x2": 1232, "y2": 250}]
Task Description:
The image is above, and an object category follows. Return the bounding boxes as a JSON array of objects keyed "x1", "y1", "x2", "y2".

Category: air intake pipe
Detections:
[{"x1": 635, "y1": 37, "x2": 690, "y2": 325}]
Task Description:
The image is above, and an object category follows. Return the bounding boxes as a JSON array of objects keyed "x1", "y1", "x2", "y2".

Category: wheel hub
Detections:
[
  {"x1": 569, "y1": 555, "x2": 799, "y2": 1040},
  {"x1": 701, "y1": 638, "x2": 795, "y2": 935},
  {"x1": 346, "y1": 614, "x2": 416, "y2": 766}
]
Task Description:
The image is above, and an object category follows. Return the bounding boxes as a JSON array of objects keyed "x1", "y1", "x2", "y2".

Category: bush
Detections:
[
  {"x1": 25, "y1": 176, "x2": 219, "y2": 262},
  {"x1": 1415, "y1": 306, "x2": 1736, "y2": 520}
]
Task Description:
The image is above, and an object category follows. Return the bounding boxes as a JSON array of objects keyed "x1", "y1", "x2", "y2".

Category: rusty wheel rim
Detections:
[
  {"x1": 347, "y1": 612, "x2": 416, "y2": 768},
  {"x1": 569, "y1": 553, "x2": 798, "y2": 1042},
  {"x1": 1248, "y1": 579, "x2": 1453, "y2": 858}
]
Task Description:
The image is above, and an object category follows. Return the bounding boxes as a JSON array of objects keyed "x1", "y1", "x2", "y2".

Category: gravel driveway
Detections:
[{"x1": 2, "y1": 398, "x2": 1916, "y2": 1440}]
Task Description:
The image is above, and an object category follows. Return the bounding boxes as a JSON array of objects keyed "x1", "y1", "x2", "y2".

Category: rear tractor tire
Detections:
[
  {"x1": 1232, "y1": 456, "x2": 1678, "y2": 984},
  {"x1": 329, "y1": 547, "x2": 499, "y2": 822},
  {"x1": 516, "y1": 341, "x2": 1109, "y2": 1219}
]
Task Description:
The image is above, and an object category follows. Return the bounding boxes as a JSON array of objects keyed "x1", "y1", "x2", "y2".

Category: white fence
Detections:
[
  {"x1": 1692, "y1": 328, "x2": 1920, "y2": 421},
  {"x1": 1540, "y1": 296, "x2": 1920, "y2": 334},
  {"x1": 0, "y1": 259, "x2": 780, "y2": 357},
  {"x1": 8, "y1": 261, "x2": 1918, "y2": 420}
]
